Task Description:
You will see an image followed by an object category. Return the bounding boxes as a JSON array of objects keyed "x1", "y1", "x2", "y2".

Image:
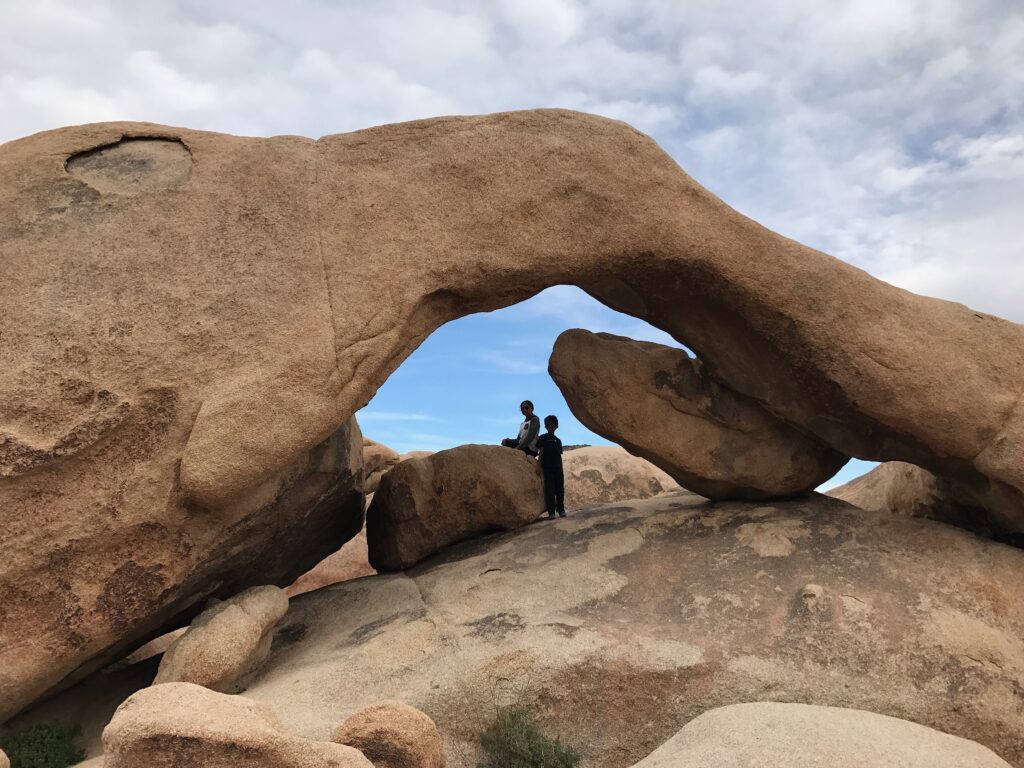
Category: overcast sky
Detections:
[{"x1": 2, "y1": 1, "x2": 1021, "y2": 483}]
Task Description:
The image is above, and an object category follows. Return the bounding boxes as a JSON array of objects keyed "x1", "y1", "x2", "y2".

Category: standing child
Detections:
[{"x1": 536, "y1": 415, "x2": 565, "y2": 519}]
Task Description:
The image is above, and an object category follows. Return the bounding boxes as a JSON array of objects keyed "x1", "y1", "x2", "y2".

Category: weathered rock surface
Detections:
[
  {"x1": 0, "y1": 748, "x2": 8, "y2": 768},
  {"x1": 366, "y1": 445, "x2": 543, "y2": 571},
  {"x1": 153, "y1": 586, "x2": 289, "y2": 692},
  {"x1": 241, "y1": 493, "x2": 1024, "y2": 768},
  {"x1": 562, "y1": 445, "x2": 677, "y2": 510},
  {"x1": 363, "y1": 439, "x2": 402, "y2": 494},
  {"x1": 4, "y1": 109, "x2": 1024, "y2": 715},
  {"x1": 550, "y1": 331, "x2": 847, "y2": 498},
  {"x1": 103, "y1": 683, "x2": 372, "y2": 768},
  {"x1": 637, "y1": 702, "x2": 1012, "y2": 768},
  {"x1": 286, "y1": 529, "x2": 376, "y2": 597},
  {"x1": 332, "y1": 701, "x2": 445, "y2": 768},
  {"x1": 827, "y1": 461, "x2": 1000, "y2": 537}
]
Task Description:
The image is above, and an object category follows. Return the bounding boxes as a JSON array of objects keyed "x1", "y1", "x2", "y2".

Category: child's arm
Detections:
[{"x1": 535, "y1": 446, "x2": 544, "y2": 471}]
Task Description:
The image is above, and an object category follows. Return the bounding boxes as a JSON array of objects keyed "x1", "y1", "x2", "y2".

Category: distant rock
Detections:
[
  {"x1": 400, "y1": 451, "x2": 435, "y2": 461},
  {"x1": 286, "y1": 529, "x2": 376, "y2": 597},
  {"x1": 366, "y1": 445, "x2": 543, "y2": 571},
  {"x1": 103, "y1": 683, "x2": 371, "y2": 768},
  {"x1": 562, "y1": 445, "x2": 677, "y2": 510},
  {"x1": 364, "y1": 438, "x2": 402, "y2": 494},
  {"x1": 153, "y1": 586, "x2": 288, "y2": 693},
  {"x1": 243, "y1": 492, "x2": 1024, "y2": 767},
  {"x1": 550, "y1": 330, "x2": 847, "y2": 498},
  {"x1": 333, "y1": 701, "x2": 445, "y2": 768},
  {"x1": 636, "y1": 702, "x2": 1012, "y2": 768}
]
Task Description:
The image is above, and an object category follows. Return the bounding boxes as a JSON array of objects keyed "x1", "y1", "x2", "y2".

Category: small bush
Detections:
[
  {"x1": 478, "y1": 706, "x2": 578, "y2": 768},
  {"x1": 0, "y1": 721, "x2": 85, "y2": 768}
]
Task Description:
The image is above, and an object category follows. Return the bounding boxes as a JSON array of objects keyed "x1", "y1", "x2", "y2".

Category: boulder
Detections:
[
  {"x1": 103, "y1": 683, "x2": 372, "y2": 768},
  {"x1": 827, "y1": 461, "x2": 1001, "y2": 537},
  {"x1": 364, "y1": 439, "x2": 402, "y2": 494},
  {"x1": 153, "y1": 586, "x2": 289, "y2": 692},
  {"x1": 636, "y1": 702, "x2": 1012, "y2": 768},
  {"x1": 4, "y1": 109, "x2": 1024, "y2": 714},
  {"x1": 286, "y1": 528, "x2": 376, "y2": 597},
  {"x1": 366, "y1": 445, "x2": 543, "y2": 571},
  {"x1": 332, "y1": 701, "x2": 445, "y2": 768},
  {"x1": 550, "y1": 330, "x2": 847, "y2": 498},
  {"x1": 241, "y1": 492, "x2": 1024, "y2": 768},
  {"x1": 0, "y1": 749, "x2": 8, "y2": 768},
  {"x1": 562, "y1": 445, "x2": 677, "y2": 509}
]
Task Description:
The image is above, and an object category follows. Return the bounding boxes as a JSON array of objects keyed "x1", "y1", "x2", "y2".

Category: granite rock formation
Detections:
[
  {"x1": 550, "y1": 330, "x2": 847, "y2": 498},
  {"x1": 562, "y1": 445, "x2": 677, "y2": 509},
  {"x1": 635, "y1": 702, "x2": 1012, "y2": 768},
  {"x1": 242, "y1": 492, "x2": 1024, "y2": 767},
  {"x1": 153, "y1": 586, "x2": 289, "y2": 692},
  {"x1": 332, "y1": 701, "x2": 445, "y2": 768},
  {"x1": 3, "y1": 109, "x2": 1024, "y2": 717},
  {"x1": 363, "y1": 439, "x2": 402, "y2": 495},
  {"x1": 366, "y1": 445, "x2": 543, "y2": 571}
]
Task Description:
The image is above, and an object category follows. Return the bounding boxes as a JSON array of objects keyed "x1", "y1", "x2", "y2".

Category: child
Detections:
[{"x1": 536, "y1": 415, "x2": 565, "y2": 518}]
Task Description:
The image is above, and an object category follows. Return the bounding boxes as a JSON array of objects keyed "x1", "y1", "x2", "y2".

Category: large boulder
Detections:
[
  {"x1": 4, "y1": 109, "x2": 1024, "y2": 714},
  {"x1": 562, "y1": 445, "x2": 677, "y2": 509},
  {"x1": 332, "y1": 701, "x2": 445, "y2": 768},
  {"x1": 636, "y1": 702, "x2": 1012, "y2": 768},
  {"x1": 241, "y1": 493, "x2": 1024, "y2": 768},
  {"x1": 366, "y1": 445, "x2": 543, "y2": 571},
  {"x1": 550, "y1": 330, "x2": 847, "y2": 498},
  {"x1": 103, "y1": 683, "x2": 372, "y2": 768},
  {"x1": 363, "y1": 439, "x2": 402, "y2": 494},
  {"x1": 153, "y1": 586, "x2": 289, "y2": 692}
]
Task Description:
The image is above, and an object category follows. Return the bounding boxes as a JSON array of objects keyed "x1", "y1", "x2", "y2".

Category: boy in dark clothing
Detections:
[{"x1": 536, "y1": 415, "x2": 565, "y2": 518}]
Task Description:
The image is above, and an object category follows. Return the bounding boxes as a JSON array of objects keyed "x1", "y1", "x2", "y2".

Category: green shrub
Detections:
[
  {"x1": 0, "y1": 721, "x2": 85, "y2": 768},
  {"x1": 478, "y1": 706, "x2": 578, "y2": 768}
]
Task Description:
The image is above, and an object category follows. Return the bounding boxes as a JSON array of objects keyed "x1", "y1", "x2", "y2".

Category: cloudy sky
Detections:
[{"x1": 3, "y1": 1, "x2": 1021, "y2": 484}]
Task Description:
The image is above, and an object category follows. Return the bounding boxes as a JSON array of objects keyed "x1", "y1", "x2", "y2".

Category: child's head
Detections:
[{"x1": 544, "y1": 414, "x2": 558, "y2": 432}]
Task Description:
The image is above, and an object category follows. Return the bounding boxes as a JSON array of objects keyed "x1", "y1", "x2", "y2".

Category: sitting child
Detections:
[{"x1": 536, "y1": 415, "x2": 565, "y2": 518}]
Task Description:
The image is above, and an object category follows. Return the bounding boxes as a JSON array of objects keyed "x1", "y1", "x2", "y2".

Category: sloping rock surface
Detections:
[
  {"x1": 104, "y1": 683, "x2": 372, "y2": 768},
  {"x1": 636, "y1": 702, "x2": 1012, "y2": 768},
  {"x1": 286, "y1": 529, "x2": 375, "y2": 597},
  {"x1": 562, "y1": 445, "x2": 677, "y2": 509},
  {"x1": 366, "y1": 445, "x2": 543, "y2": 571},
  {"x1": 154, "y1": 586, "x2": 288, "y2": 692},
  {"x1": 4, "y1": 109, "x2": 1024, "y2": 716},
  {"x1": 242, "y1": 493, "x2": 1024, "y2": 768},
  {"x1": 551, "y1": 330, "x2": 847, "y2": 498}
]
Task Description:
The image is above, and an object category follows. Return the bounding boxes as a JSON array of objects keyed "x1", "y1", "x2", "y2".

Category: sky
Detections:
[{"x1": 2, "y1": 0, "x2": 1022, "y2": 489}]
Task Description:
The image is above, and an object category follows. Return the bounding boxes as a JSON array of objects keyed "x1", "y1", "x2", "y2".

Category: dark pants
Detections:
[{"x1": 542, "y1": 466, "x2": 565, "y2": 516}]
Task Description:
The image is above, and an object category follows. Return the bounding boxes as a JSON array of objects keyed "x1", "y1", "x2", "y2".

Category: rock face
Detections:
[
  {"x1": 153, "y1": 586, "x2": 289, "y2": 692},
  {"x1": 562, "y1": 445, "x2": 677, "y2": 509},
  {"x1": 286, "y1": 529, "x2": 376, "y2": 597},
  {"x1": 332, "y1": 701, "x2": 445, "y2": 768},
  {"x1": 242, "y1": 493, "x2": 1024, "y2": 768},
  {"x1": 363, "y1": 439, "x2": 402, "y2": 494},
  {"x1": 366, "y1": 445, "x2": 543, "y2": 571},
  {"x1": 103, "y1": 683, "x2": 372, "y2": 768},
  {"x1": 550, "y1": 331, "x2": 847, "y2": 498},
  {"x1": 636, "y1": 702, "x2": 1012, "y2": 768},
  {"x1": 827, "y1": 461, "x2": 998, "y2": 536},
  {"x1": 4, "y1": 109, "x2": 1024, "y2": 715}
]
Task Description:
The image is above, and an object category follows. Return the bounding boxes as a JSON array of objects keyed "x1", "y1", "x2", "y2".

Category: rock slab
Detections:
[
  {"x1": 636, "y1": 702, "x2": 1012, "y2": 767},
  {"x1": 153, "y1": 585, "x2": 289, "y2": 692},
  {"x1": 366, "y1": 445, "x2": 543, "y2": 571},
  {"x1": 550, "y1": 330, "x2": 847, "y2": 498}
]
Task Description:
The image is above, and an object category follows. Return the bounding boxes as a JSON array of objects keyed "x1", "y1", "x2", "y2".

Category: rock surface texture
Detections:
[
  {"x1": 332, "y1": 701, "x2": 445, "y2": 768},
  {"x1": 562, "y1": 445, "x2": 678, "y2": 509},
  {"x1": 550, "y1": 330, "x2": 847, "y2": 498},
  {"x1": 363, "y1": 439, "x2": 402, "y2": 494},
  {"x1": 286, "y1": 529, "x2": 376, "y2": 597},
  {"x1": 241, "y1": 493, "x2": 1024, "y2": 768},
  {"x1": 3, "y1": 109, "x2": 1024, "y2": 715},
  {"x1": 103, "y1": 683, "x2": 373, "y2": 768},
  {"x1": 366, "y1": 445, "x2": 543, "y2": 571},
  {"x1": 635, "y1": 702, "x2": 1012, "y2": 768},
  {"x1": 153, "y1": 586, "x2": 289, "y2": 692}
]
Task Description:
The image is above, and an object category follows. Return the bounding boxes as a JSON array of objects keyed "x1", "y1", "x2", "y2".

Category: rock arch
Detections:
[{"x1": 1, "y1": 109, "x2": 1022, "y2": 719}]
